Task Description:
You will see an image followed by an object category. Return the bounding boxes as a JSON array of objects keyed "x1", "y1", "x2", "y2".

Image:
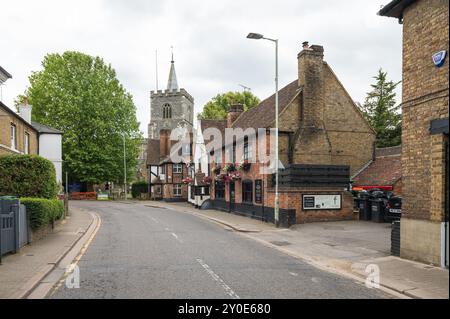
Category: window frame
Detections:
[
  {"x1": 173, "y1": 163, "x2": 183, "y2": 174},
  {"x1": 173, "y1": 184, "x2": 182, "y2": 197},
  {"x1": 24, "y1": 132, "x2": 30, "y2": 154},
  {"x1": 215, "y1": 181, "x2": 225, "y2": 199},
  {"x1": 242, "y1": 180, "x2": 254, "y2": 204},
  {"x1": 10, "y1": 124, "x2": 17, "y2": 150}
]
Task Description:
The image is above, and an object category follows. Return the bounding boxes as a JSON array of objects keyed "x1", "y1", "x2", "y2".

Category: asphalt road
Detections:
[{"x1": 50, "y1": 201, "x2": 392, "y2": 299}]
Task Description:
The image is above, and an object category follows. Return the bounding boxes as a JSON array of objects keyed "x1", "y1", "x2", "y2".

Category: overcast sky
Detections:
[{"x1": 1, "y1": 0, "x2": 402, "y2": 135}]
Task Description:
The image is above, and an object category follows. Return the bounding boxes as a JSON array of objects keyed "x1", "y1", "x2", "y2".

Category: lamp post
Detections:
[
  {"x1": 123, "y1": 133, "x2": 127, "y2": 201},
  {"x1": 247, "y1": 32, "x2": 279, "y2": 227}
]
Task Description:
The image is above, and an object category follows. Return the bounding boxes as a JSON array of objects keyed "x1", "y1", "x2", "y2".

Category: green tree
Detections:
[
  {"x1": 198, "y1": 91, "x2": 260, "y2": 120},
  {"x1": 22, "y1": 51, "x2": 142, "y2": 185},
  {"x1": 360, "y1": 69, "x2": 402, "y2": 148}
]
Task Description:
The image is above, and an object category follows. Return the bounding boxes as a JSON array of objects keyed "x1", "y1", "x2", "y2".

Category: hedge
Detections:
[
  {"x1": 0, "y1": 155, "x2": 58, "y2": 199},
  {"x1": 20, "y1": 198, "x2": 64, "y2": 230},
  {"x1": 131, "y1": 181, "x2": 149, "y2": 199}
]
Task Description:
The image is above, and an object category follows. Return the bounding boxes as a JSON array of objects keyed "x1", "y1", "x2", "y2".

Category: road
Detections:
[{"x1": 51, "y1": 201, "x2": 392, "y2": 299}]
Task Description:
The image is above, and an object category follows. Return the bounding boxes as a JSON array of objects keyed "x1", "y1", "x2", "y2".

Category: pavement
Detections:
[
  {"x1": 147, "y1": 200, "x2": 449, "y2": 299},
  {"x1": 0, "y1": 205, "x2": 96, "y2": 299},
  {"x1": 51, "y1": 201, "x2": 393, "y2": 299}
]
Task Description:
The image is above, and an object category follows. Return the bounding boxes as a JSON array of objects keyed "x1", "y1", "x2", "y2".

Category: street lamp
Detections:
[
  {"x1": 247, "y1": 32, "x2": 280, "y2": 227},
  {"x1": 123, "y1": 133, "x2": 127, "y2": 201}
]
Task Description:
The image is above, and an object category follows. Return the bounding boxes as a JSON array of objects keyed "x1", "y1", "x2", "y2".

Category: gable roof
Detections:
[
  {"x1": 232, "y1": 80, "x2": 300, "y2": 130},
  {"x1": 31, "y1": 121, "x2": 63, "y2": 134},
  {"x1": 353, "y1": 146, "x2": 402, "y2": 186}
]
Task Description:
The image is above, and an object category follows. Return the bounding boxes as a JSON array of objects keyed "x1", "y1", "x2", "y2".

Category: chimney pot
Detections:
[{"x1": 302, "y1": 41, "x2": 309, "y2": 49}]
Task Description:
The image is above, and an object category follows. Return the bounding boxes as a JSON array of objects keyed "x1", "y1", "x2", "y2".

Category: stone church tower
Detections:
[{"x1": 148, "y1": 54, "x2": 194, "y2": 139}]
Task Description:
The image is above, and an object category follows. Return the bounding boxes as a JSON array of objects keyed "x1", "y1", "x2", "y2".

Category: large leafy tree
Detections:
[
  {"x1": 198, "y1": 91, "x2": 260, "y2": 120},
  {"x1": 22, "y1": 51, "x2": 142, "y2": 185},
  {"x1": 360, "y1": 69, "x2": 402, "y2": 148}
]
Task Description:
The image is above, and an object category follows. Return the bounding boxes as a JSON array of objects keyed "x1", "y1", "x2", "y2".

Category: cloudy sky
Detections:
[{"x1": 1, "y1": 0, "x2": 402, "y2": 135}]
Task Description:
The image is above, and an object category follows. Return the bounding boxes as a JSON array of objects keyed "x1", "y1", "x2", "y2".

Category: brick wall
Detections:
[
  {"x1": 401, "y1": 0, "x2": 449, "y2": 222},
  {"x1": 0, "y1": 106, "x2": 38, "y2": 155}
]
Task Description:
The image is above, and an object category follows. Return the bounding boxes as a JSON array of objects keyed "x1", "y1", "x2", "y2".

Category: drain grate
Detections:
[
  {"x1": 270, "y1": 241, "x2": 291, "y2": 247},
  {"x1": 145, "y1": 205, "x2": 166, "y2": 209}
]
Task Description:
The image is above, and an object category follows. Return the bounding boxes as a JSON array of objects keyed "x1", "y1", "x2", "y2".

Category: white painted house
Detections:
[{"x1": 17, "y1": 103, "x2": 63, "y2": 184}]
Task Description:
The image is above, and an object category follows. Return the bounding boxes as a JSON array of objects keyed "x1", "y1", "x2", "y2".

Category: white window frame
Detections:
[
  {"x1": 24, "y1": 132, "x2": 30, "y2": 154},
  {"x1": 10, "y1": 124, "x2": 17, "y2": 150},
  {"x1": 173, "y1": 184, "x2": 182, "y2": 197},
  {"x1": 173, "y1": 164, "x2": 183, "y2": 174}
]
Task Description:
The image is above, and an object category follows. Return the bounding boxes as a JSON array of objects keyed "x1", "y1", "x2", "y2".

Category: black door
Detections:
[
  {"x1": 445, "y1": 135, "x2": 449, "y2": 268},
  {"x1": 229, "y1": 181, "x2": 235, "y2": 212}
]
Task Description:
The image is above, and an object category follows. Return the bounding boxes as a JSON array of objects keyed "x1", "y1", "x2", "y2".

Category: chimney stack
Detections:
[
  {"x1": 18, "y1": 97, "x2": 32, "y2": 124},
  {"x1": 298, "y1": 43, "x2": 325, "y2": 128},
  {"x1": 227, "y1": 103, "x2": 244, "y2": 128}
]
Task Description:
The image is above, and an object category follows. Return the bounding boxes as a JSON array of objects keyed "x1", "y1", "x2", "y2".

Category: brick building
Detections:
[
  {"x1": 353, "y1": 146, "x2": 402, "y2": 195},
  {"x1": 147, "y1": 55, "x2": 194, "y2": 202},
  {"x1": 0, "y1": 101, "x2": 39, "y2": 156},
  {"x1": 207, "y1": 43, "x2": 376, "y2": 225},
  {"x1": 379, "y1": 0, "x2": 449, "y2": 267}
]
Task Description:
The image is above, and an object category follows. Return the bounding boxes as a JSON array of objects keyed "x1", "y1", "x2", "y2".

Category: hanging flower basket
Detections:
[
  {"x1": 202, "y1": 176, "x2": 212, "y2": 185},
  {"x1": 230, "y1": 173, "x2": 241, "y2": 181},
  {"x1": 182, "y1": 177, "x2": 193, "y2": 184},
  {"x1": 224, "y1": 175, "x2": 232, "y2": 183},
  {"x1": 223, "y1": 163, "x2": 237, "y2": 173},
  {"x1": 213, "y1": 166, "x2": 222, "y2": 175},
  {"x1": 216, "y1": 174, "x2": 226, "y2": 181},
  {"x1": 238, "y1": 160, "x2": 251, "y2": 171}
]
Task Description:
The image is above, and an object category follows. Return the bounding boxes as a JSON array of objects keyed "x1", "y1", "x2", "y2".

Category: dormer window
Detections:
[{"x1": 163, "y1": 103, "x2": 172, "y2": 119}]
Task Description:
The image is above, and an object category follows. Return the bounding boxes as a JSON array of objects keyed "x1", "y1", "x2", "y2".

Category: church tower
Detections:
[{"x1": 148, "y1": 53, "x2": 194, "y2": 139}]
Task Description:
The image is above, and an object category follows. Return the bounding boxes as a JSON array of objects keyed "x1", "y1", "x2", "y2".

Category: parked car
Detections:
[{"x1": 385, "y1": 196, "x2": 402, "y2": 222}]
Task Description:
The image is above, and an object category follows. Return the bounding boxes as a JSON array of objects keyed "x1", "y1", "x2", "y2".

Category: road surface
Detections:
[{"x1": 51, "y1": 201, "x2": 392, "y2": 299}]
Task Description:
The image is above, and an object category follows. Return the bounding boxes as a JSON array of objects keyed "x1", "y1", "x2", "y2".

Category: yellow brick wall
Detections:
[{"x1": 0, "y1": 106, "x2": 38, "y2": 155}]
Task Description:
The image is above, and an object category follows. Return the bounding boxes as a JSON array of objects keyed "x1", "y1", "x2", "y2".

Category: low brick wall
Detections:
[{"x1": 267, "y1": 187, "x2": 356, "y2": 224}]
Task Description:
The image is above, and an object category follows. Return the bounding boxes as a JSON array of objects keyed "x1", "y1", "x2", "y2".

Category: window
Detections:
[
  {"x1": 173, "y1": 184, "x2": 182, "y2": 197},
  {"x1": 242, "y1": 180, "x2": 253, "y2": 203},
  {"x1": 10, "y1": 124, "x2": 17, "y2": 150},
  {"x1": 173, "y1": 163, "x2": 183, "y2": 174},
  {"x1": 162, "y1": 103, "x2": 172, "y2": 119},
  {"x1": 160, "y1": 165, "x2": 166, "y2": 174},
  {"x1": 215, "y1": 181, "x2": 225, "y2": 199},
  {"x1": 24, "y1": 133, "x2": 30, "y2": 154},
  {"x1": 243, "y1": 137, "x2": 253, "y2": 161}
]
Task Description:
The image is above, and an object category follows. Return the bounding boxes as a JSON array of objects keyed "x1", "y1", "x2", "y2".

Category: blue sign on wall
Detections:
[{"x1": 432, "y1": 50, "x2": 447, "y2": 68}]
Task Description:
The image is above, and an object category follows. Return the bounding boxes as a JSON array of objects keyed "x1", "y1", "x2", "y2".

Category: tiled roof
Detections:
[
  {"x1": 200, "y1": 119, "x2": 227, "y2": 141},
  {"x1": 353, "y1": 147, "x2": 402, "y2": 186},
  {"x1": 147, "y1": 139, "x2": 160, "y2": 165},
  {"x1": 31, "y1": 121, "x2": 63, "y2": 134},
  {"x1": 232, "y1": 80, "x2": 301, "y2": 130}
]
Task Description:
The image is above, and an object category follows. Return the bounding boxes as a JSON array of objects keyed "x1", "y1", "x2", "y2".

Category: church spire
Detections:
[{"x1": 167, "y1": 47, "x2": 179, "y2": 91}]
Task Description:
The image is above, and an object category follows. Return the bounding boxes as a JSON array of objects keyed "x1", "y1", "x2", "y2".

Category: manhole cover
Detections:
[{"x1": 270, "y1": 241, "x2": 291, "y2": 247}]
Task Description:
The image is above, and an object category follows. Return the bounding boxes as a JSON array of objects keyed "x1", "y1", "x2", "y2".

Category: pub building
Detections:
[{"x1": 207, "y1": 43, "x2": 376, "y2": 226}]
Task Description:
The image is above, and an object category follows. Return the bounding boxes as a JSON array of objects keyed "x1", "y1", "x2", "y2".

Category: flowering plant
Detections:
[
  {"x1": 224, "y1": 175, "x2": 232, "y2": 183},
  {"x1": 202, "y1": 176, "x2": 212, "y2": 185},
  {"x1": 181, "y1": 177, "x2": 193, "y2": 184},
  {"x1": 238, "y1": 160, "x2": 251, "y2": 171},
  {"x1": 230, "y1": 172, "x2": 241, "y2": 180},
  {"x1": 213, "y1": 165, "x2": 222, "y2": 175},
  {"x1": 223, "y1": 163, "x2": 237, "y2": 173}
]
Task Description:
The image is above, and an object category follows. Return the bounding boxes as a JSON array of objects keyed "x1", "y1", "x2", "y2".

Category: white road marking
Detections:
[
  {"x1": 289, "y1": 272, "x2": 298, "y2": 277},
  {"x1": 196, "y1": 258, "x2": 240, "y2": 299},
  {"x1": 150, "y1": 217, "x2": 159, "y2": 224},
  {"x1": 171, "y1": 232, "x2": 183, "y2": 243}
]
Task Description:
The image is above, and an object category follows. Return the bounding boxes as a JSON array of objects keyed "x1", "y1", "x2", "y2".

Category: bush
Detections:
[
  {"x1": 21, "y1": 198, "x2": 64, "y2": 230},
  {"x1": 0, "y1": 155, "x2": 58, "y2": 199},
  {"x1": 131, "y1": 181, "x2": 148, "y2": 199}
]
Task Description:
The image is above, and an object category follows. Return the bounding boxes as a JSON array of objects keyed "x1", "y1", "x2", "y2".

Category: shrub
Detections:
[
  {"x1": 131, "y1": 181, "x2": 148, "y2": 199},
  {"x1": 21, "y1": 198, "x2": 65, "y2": 230},
  {"x1": 0, "y1": 155, "x2": 58, "y2": 199}
]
